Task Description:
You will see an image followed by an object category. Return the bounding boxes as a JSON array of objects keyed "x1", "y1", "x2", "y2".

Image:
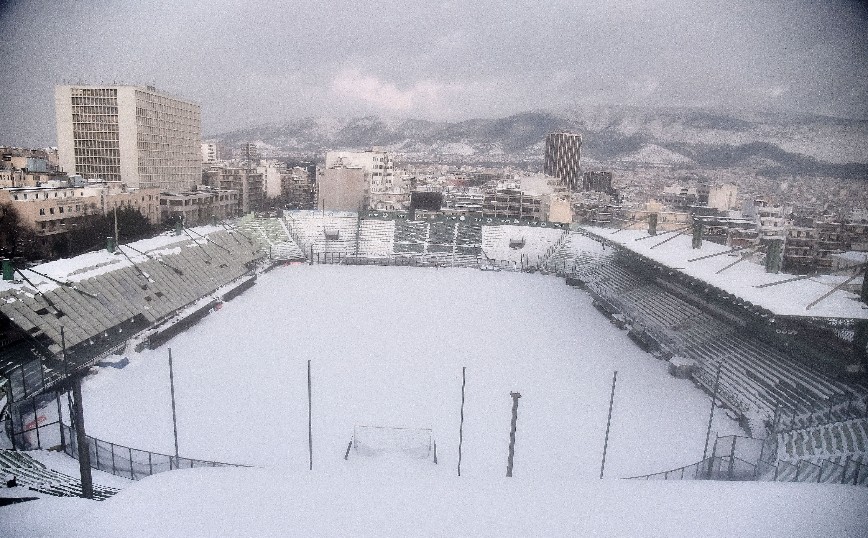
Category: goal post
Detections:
[{"x1": 352, "y1": 425, "x2": 434, "y2": 460}]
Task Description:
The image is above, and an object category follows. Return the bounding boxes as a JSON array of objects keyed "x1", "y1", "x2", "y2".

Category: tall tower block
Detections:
[{"x1": 544, "y1": 132, "x2": 583, "y2": 191}]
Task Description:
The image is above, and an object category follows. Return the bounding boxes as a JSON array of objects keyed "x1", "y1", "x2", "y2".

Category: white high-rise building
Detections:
[
  {"x1": 201, "y1": 141, "x2": 219, "y2": 163},
  {"x1": 324, "y1": 149, "x2": 394, "y2": 194},
  {"x1": 55, "y1": 85, "x2": 202, "y2": 193}
]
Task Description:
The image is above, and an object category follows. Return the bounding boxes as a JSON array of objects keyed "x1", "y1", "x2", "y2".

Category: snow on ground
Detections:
[
  {"x1": 25, "y1": 450, "x2": 133, "y2": 490},
  {"x1": 6, "y1": 265, "x2": 868, "y2": 537},
  {"x1": 75, "y1": 264, "x2": 743, "y2": 479},
  {"x1": 3, "y1": 467, "x2": 867, "y2": 538}
]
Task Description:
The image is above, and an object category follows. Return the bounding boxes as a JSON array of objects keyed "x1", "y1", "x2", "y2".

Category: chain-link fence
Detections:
[{"x1": 61, "y1": 423, "x2": 248, "y2": 481}]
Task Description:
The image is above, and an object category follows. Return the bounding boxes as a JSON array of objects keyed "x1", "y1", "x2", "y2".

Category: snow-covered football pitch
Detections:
[{"x1": 76, "y1": 264, "x2": 744, "y2": 479}]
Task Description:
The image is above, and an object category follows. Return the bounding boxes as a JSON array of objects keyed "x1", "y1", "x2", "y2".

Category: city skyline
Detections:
[{"x1": 0, "y1": 0, "x2": 866, "y2": 148}]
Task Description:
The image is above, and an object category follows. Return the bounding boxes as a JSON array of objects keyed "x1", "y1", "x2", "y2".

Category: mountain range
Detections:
[{"x1": 210, "y1": 107, "x2": 868, "y2": 179}]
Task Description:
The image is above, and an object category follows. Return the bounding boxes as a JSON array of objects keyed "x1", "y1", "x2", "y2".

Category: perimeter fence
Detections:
[
  {"x1": 628, "y1": 433, "x2": 868, "y2": 486},
  {"x1": 60, "y1": 423, "x2": 249, "y2": 481}
]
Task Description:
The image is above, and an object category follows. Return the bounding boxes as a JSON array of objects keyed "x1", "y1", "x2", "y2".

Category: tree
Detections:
[{"x1": 0, "y1": 202, "x2": 22, "y2": 257}]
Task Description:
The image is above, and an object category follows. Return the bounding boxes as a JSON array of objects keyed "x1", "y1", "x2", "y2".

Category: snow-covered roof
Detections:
[{"x1": 582, "y1": 226, "x2": 868, "y2": 320}]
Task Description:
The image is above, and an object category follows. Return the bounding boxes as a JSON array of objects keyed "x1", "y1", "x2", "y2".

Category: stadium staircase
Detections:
[
  {"x1": 481, "y1": 224, "x2": 565, "y2": 269},
  {"x1": 357, "y1": 219, "x2": 396, "y2": 258},
  {"x1": 0, "y1": 449, "x2": 120, "y2": 500},
  {"x1": 284, "y1": 211, "x2": 358, "y2": 259},
  {"x1": 236, "y1": 215, "x2": 305, "y2": 261}
]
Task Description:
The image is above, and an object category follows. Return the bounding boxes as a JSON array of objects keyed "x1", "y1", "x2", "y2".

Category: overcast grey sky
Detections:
[{"x1": 1, "y1": 0, "x2": 866, "y2": 146}]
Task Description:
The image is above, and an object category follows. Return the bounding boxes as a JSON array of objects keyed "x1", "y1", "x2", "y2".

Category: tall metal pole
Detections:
[
  {"x1": 458, "y1": 366, "x2": 466, "y2": 477},
  {"x1": 702, "y1": 362, "x2": 723, "y2": 462},
  {"x1": 506, "y1": 391, "x2": 521, "y2": 477},
  {"x1": 61, "y1": 326, "x2": 68, "y2": 378},
  {"x1": 168, "y1": 348, "x2": 180, "y2": 469},
  {"x1": 71, "y1": 377, "x2": 93, "y2": 499},
  {"x1": 308, "y1": 359, "x2": 313, "y2": 471},
  {"x1": 600, "y1": 370, "x2": 618, "y2": 479}
]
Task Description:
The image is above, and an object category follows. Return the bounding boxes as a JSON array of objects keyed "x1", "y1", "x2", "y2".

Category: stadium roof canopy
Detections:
[
  {"x1": 582, "y1": 226, "x2": 868, "y2": 321},
  {"x1": 0, "y1": 224, "x2": 229, "y2": 294}
]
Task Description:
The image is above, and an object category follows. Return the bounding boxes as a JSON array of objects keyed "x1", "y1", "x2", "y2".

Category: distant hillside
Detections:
[{"x1": 210, "y1": 107, "x2": 868, "y2": 179}]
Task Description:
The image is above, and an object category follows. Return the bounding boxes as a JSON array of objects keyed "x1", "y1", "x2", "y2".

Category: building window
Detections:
[
  {"x1": 39, "y1": 208, "x2": 45, "y2": 215},
  {"x1": 49, "y1": 207, "x2": 54, "y2": 214}
]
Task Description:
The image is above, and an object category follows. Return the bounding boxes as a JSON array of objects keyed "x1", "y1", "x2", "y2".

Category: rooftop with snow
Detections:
[{"x1": 581, "y1": 225, "x2": 868, "y2": 320}]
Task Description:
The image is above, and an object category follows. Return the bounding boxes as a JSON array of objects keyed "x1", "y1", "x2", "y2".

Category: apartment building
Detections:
[{"x1": 55, "y1": 85, "x2": 201, "y2": 193}]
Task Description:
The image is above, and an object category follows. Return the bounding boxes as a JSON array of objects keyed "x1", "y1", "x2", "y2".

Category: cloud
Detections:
[{"x1": 331, "y1": 69, "x2": 442, "y2": 113}]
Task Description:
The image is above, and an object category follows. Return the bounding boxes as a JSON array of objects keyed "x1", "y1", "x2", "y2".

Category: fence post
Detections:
[
  {"x1": 148, "y1": 452, "x2": 153, "y2": 477},
  {"x1": 506, "y1": 392, "x2": 522, "y2": 478},
  {"x1": 111, "y1": 442, "x2": 117, "y2": 476},
  {"x1": 56, "y1": 392, "x2": 65, "y2": 449},
  {"x1": 169, "y1": 348, "x2": 181, "y2": 470},
  {"x1": 706, "y1": 435, "x2": 719, "y2": 478},
  {"x1": 308, "y1": 359, "x2": 313, "y2": 471},
  {"x1": 458, "y1": 366, "x2": 466, "y2": 477},
  {"x1": 600, "y1": 371, "x2": 618, "y2": 479},
  {"x1": 32, "y1": 397, "x2": 41, "y2": 449},
  {"x1": 727, "y1": 436, "x2": 737, "y2": 479},
  {"x1": 703, "y1": 363, "x2": 722, "y2": 463},
  {"x1": 794, "y1": 461, "x2": 801, "y2": 481},
  {"x1": 129, "y1": 447, "x2": 135, "y2": 480}
]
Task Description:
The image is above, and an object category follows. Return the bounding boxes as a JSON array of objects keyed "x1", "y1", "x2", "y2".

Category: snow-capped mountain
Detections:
[{"x1": 210, "y1": 107, "x2": 868, "y2": 177}]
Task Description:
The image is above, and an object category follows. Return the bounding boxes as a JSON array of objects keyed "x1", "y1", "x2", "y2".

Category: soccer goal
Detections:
[{"x1": 347, "y1": 425, "x2": 436, "y2": 461}]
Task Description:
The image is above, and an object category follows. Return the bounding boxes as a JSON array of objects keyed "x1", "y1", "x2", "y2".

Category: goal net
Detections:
[{"x1": 352, "y1": 425, "x2": 434, "y2": 460}]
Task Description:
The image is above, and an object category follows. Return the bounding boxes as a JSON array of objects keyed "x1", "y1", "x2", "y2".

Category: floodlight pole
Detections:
[
  {"x1": 458, "y1": 366, "x2": 466, "y2": 477},
  {"x1": 308, "y1": 359, "x2": 313, "y2": 471},
  {"x1": 600, "y1": 370, "x2": 617, "y2": 479},
  {"x1": 702, "y1": 362, "x2": 723, "y2": 463},
  {"x1": 168, "y1": 348, "x2": 180, "y2": 469},
  {"x1": 71, "y1": 377, "x2": 94, "y2": 498},
  {"x1": 63, "y1": 325, "x2": 93, "y2": 499},
  {"x1": 506, "y1": 391, "x2": 521, "y2": 477}
]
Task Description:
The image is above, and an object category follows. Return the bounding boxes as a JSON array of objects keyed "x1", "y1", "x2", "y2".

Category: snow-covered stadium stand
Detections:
[
  {"x1": 0, "y1": 449, "x2": 120, "y2": 500},
  {"x1": 236, "y1": 214, "x2": 305, "y2": 261},
  {"x1": 0, "y1": 226, "x2": 263, "y2": 401},
  {"x1": 2, "y1": 212, "x2": 867, "y2": 490},
  {"x1": 481, "y1": 224, "x2": 566, "y2": 268},
  {"x1": 284, "y1": 210, "x2": 358, "y2": 258}
]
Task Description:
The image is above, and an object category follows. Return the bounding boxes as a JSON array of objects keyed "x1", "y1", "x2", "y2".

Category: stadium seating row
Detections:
[
  {"x1": 236, "y1": 215, "x2": 305, "y2": 261},
  {"x1": 0, "y1": 449, "x2": 119, "y2": 500},
  {"x1": 0, "y1": 229, "x2": 264, "y2": 400}
]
